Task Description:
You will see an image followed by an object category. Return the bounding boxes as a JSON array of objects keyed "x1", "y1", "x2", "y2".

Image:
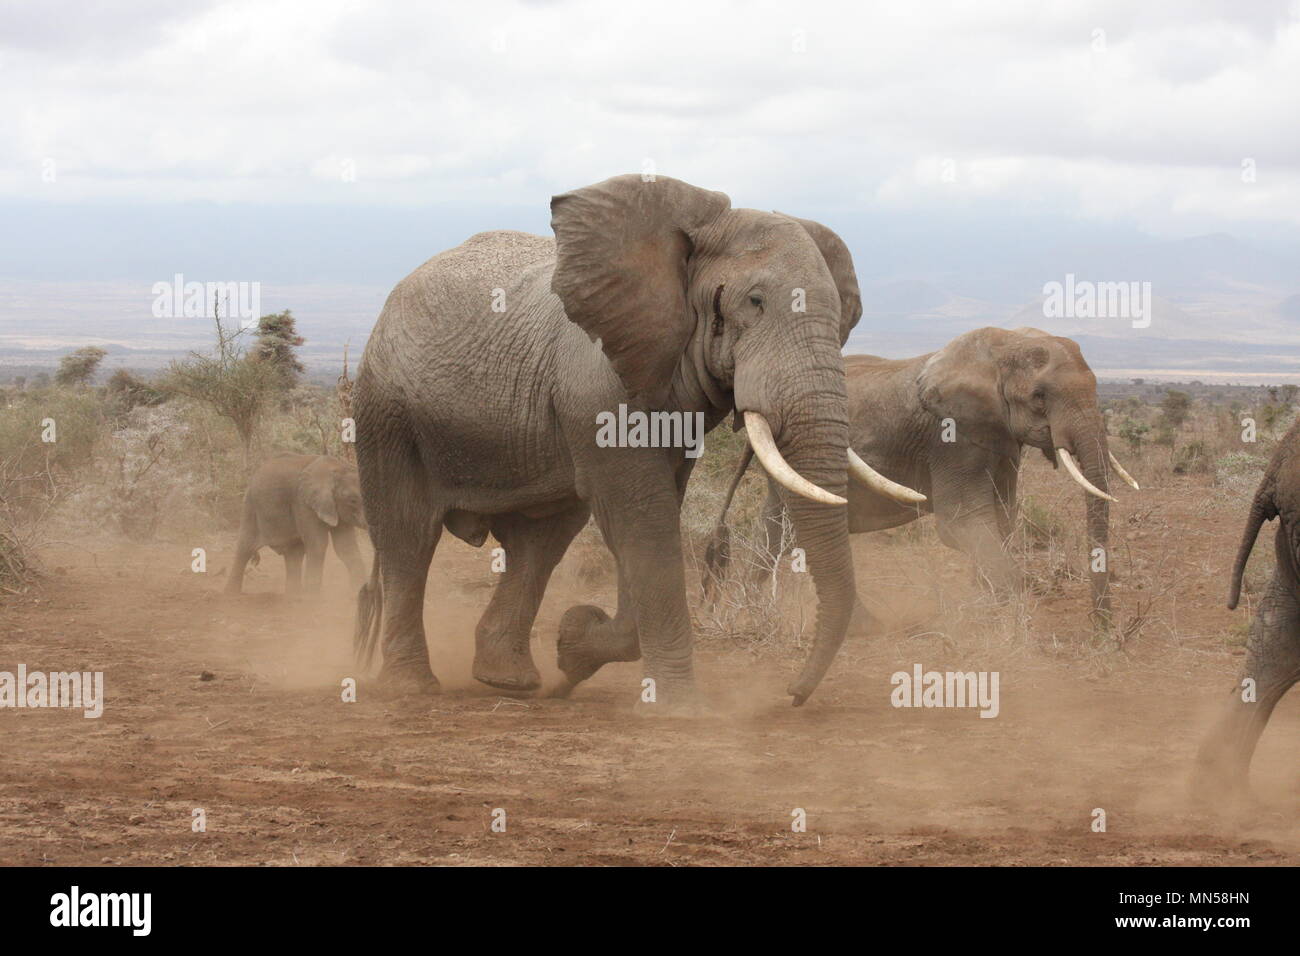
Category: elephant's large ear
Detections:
[
  {"x1": 299, "y1": 466, "x2": 340, "y2": 527},
  {"x1": 550, "y1": 175, "x2": 730, "y2": 409},
  {"x1": 917, "y1": 327, "x2": 1049, "y2": 436},
  {"x1": 776, "y1": 213, "x2": 862, "y2": 346}
]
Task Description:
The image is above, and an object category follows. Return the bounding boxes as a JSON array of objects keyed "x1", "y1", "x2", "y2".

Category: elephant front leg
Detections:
[
  {"x1": 754, "y1": 479, "x2": 787, "y2": 587},
  {"x1": 556, "y1": 476, "x2": 693, "y2": 706},
  {"x1": 225, "y1": 534, "x2": 258, "y2": 595},
  {"x1": 847, "y1": 596, "x2": 884, "y2": 639},
  {"x1": 1194, "y1": 557, "x2": 1300, "y2": 802},
  {"x1": 300, "y1": 518, "x2": 333, "y2": 594},
  {"x1": 283, "y1": 544, "x2": 306, "y2": 596},
  {"x1": 474, "y1": 507, "x2": 588, "y2": 693},
  {"x1": 302, "y1": 540, "x2": 327, "y2": 594},
  {"x1": 938, "y1": 511, "x2": 1021, "y2": 598},
  {"x1": 554, "y1": 571, "x2": 641, "y2": 694},
  {"x1": 225, "y1": 499, "x2": 259, "y2": 595},
  {"x1": 932, "y1": 467, "x2": 1021, "y2": 600},
  {"x1": 330, "y1": 525, "x2": 368, "y2": 591}
]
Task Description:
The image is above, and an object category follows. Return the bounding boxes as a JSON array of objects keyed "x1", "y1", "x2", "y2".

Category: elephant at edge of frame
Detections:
[{"x1": 1195, "y1": 419, "x2": 1300, "y2": 801}]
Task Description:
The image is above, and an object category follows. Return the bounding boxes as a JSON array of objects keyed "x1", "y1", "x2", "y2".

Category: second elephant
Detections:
[{"x1": 705, "y1": 327, "x2": 1138, "y2": 623}]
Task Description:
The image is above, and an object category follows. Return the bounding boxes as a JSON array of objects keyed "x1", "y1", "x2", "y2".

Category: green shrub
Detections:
[{"x1": 0, "y1": 388, "x2": 103, "y2": 480}]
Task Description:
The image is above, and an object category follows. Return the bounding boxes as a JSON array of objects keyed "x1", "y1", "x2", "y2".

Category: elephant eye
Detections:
[{"x1": 748, "y1": 293, "x2": 764, "y2": 309}]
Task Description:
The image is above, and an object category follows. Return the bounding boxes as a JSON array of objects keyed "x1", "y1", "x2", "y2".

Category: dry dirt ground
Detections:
[{"x1": 2, "y1": 453, "x2": 1297, "y2": 866}]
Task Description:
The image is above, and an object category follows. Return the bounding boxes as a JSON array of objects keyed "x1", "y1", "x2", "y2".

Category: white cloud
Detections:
[{"x1": 2, "y1": 0, "x2": 1298, "y2": 234}]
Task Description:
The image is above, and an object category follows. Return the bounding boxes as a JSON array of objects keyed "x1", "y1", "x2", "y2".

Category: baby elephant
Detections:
[
  {"x1": 1196, "y1": 421, "x2": 1300, "y2": 798},
  {"x1": 226, "y1": 454, "x2": 368, "y2": 595}
]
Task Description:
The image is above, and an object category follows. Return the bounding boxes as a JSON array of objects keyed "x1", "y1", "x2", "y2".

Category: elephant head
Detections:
[
  {"x1": 299, "y1": 459, "x2": 368, "y2": 530},
  {"x1": 917, "y1": 326, "x2": 1138, "y2": 624},
  {"x1": 549, "y1": 174, "x2": 922, "y2": 704}
]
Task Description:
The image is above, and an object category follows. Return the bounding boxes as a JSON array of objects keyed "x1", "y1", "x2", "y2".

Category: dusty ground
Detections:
[{"x1": 2, "y1": 453, "x2": 1297, "y2": 866}]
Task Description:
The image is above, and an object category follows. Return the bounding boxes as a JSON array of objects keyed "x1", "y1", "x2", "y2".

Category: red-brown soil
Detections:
[{"x1": 2, "y1": 454, "x2": 1297, "y2": 865}]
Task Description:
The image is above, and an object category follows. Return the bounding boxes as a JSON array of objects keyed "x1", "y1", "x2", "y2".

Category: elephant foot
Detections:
[
  {"x1": 556, "y1": 605, "x2": 611, "y2": 687},
  {"x1": 376, "y1": 659, "x2": 441, "y2": 696},
  {"x1": 1188, "y1": 773, "x2": 1258, "y2": 821},
  {"x1": 472, "y1": 645, "x2": 542, "y2": 693},
  {"x1": 547, "y1": 677, "x2": 578, "y2": 700},
  {"x1": 556, "y1": 604, "x2": 639, "y2": 689},
  {"x1": 1189, "y1": 743, "x2": 1250, "y2": 811},
  {"x1": 632, "y1": 684, "x2": 703, "y2": 717}
]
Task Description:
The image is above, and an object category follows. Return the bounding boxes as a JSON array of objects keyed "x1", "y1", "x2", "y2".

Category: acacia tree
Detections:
[
  {"x1": 55, "y1": 346, "x2": 107, "y2": 387},
  {"x1": 1159, "y1": 389, "x2": 1191, "y2": 429},
  {"x1": 251, "y1": 310, "x2": 305, "y2": 389},
  {"x1": 163, "y1": 299, "x2": 280, "y2": 472}
]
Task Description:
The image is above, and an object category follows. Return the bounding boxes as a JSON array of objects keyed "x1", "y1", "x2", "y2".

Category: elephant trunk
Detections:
[
  {"x1": 1227, "y1": 483, "x2": 1276, "y2": 610},
  {"x1": 754, "y1": 362, "x2": 856, "y2": 706},
  {"x1": 1050, "y1": 403, "x2": 1112, "y2": 627}
]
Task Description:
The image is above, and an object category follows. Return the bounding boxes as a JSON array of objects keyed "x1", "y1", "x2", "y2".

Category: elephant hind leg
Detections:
[
  {"x1": 370, "y1": 519, "x2": 442, "y2": 691},
  {"x1": 473, "y1": 504, "x2": 589, "y2": 692},
  {"x1": 355, "y1": 416, "x2": 443, "y2": 692}
]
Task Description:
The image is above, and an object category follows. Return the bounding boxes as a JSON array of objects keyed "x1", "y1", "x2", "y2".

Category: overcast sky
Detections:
[{"x1": 2, "y1": 0, "x2": 1300, "y2": 294}]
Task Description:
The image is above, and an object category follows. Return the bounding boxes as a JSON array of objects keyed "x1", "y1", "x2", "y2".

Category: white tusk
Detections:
[
  {"x1": 1056, "y1": 448, "x2": 1118, "y2": 503},
  {"x1": 743, "y1": 412, "x2": 846, "y2": 506},
  {"x1": 1108, "y1": 451, "x2": 1140, "y2": 491},
  {"x1": 848, "y1": 448, "x2": 927, "y2": 504}
]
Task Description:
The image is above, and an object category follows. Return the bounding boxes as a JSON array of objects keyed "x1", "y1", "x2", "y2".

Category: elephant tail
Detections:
[
  {"x1": 702, "y1": 443, "x2": 754, "y2": 600},
  {"x1": 354, "y1": 557, "x2": 383, "y2": 671},
  {"x1": 1227, "y1": 482, "x2": 1277, "y2": 610}
]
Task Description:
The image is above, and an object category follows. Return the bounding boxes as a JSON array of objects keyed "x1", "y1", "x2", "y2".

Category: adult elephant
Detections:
[
  {"x1": 351, "y1": 174, "x2": 922, "y2": 706},
  {"x1": 705, "y1": 327, "x2": 1138, "y2": 625},
  {"x1": 1196, "y1": 420, "x2": 1300, "y2": 797}
]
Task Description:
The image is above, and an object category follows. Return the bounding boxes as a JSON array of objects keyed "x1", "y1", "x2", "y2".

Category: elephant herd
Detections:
[{"x1": 224, "y1": 174, "x2": 1295, "y2": 801}]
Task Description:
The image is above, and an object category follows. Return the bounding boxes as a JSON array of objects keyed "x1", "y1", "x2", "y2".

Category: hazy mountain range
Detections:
[{"x1": 2, "y1": 202, "x2": 1298, "y2": 383}]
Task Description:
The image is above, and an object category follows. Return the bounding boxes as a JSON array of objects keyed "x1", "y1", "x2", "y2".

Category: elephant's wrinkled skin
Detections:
[
  {"x1": 1196, "y1": 420, "x2": 1300, "y2": 798},
  {"x1": 226, "y1": 454, "x2": 369, "y2": 595},
  {"x1": 706, "y1": 327, "x2": 1132, "y2": 626},
  {"x1": 352, "y1": 174, "x2": 881, "y2": 706}
]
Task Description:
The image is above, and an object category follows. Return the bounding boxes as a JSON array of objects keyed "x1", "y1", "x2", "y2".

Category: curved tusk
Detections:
[
  {"x1": 1056, "y1": 448, "x2": 1118, "y2": 503},
  {"x1": 848, "y1": 448, "x2": 927, "y2": 504},
  {"x1": 1108, "y1": 451, "x2": 1140, "y2": 491},
  {"x1": 743, "y1": 412, "x2": 846, "y2": 506}
]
